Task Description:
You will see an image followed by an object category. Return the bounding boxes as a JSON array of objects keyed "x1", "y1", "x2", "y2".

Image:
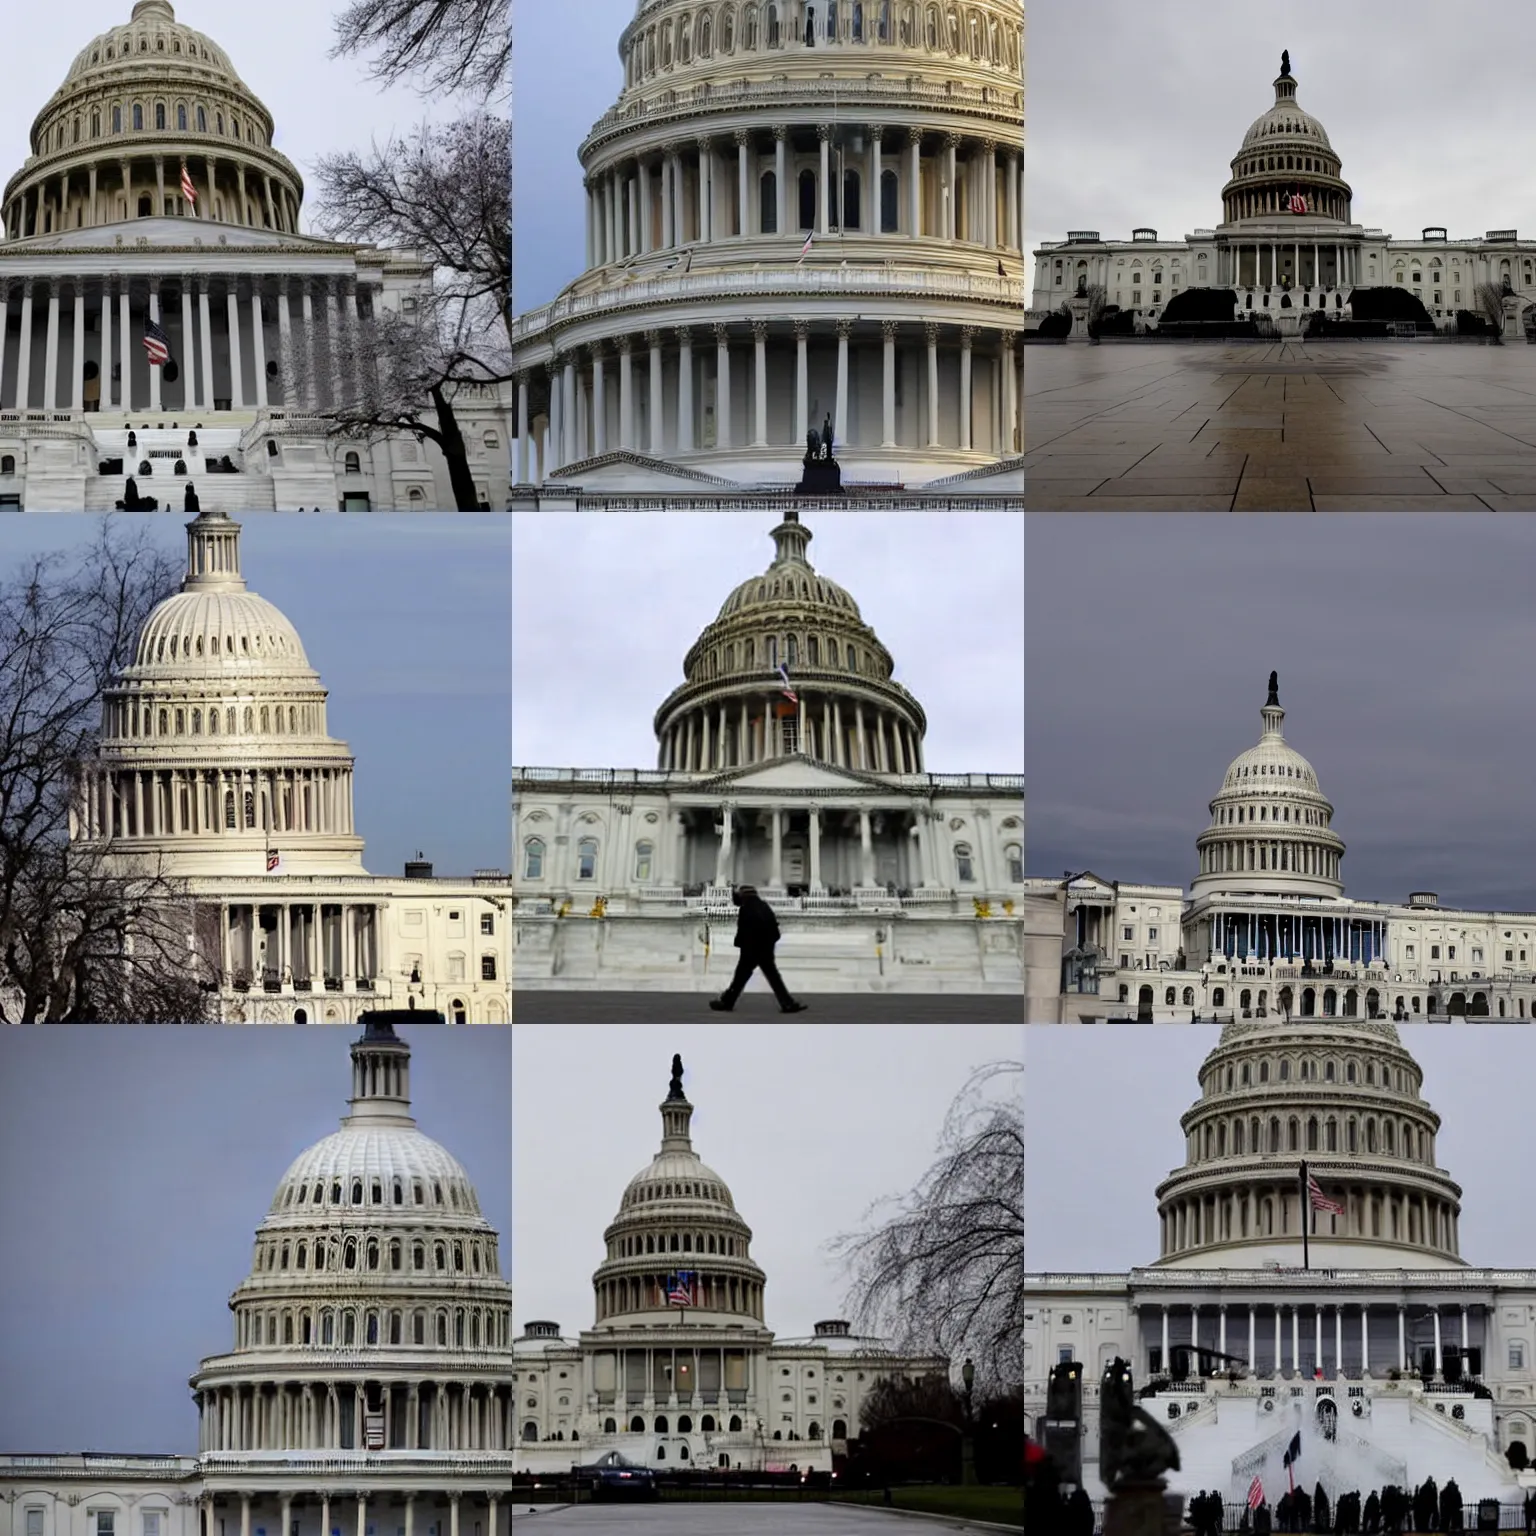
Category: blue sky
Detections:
[
  {"x1": 0, "y1": 1024, "x2": 510, "y2": 1454},
  {"x1": 0, "y1": 513, "x2": 510, "y2": 878},
  {"x1": 512, "y1": 0, "x2": 634, "y2": 313}
]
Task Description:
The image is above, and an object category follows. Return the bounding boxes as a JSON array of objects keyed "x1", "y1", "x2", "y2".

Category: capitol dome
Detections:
[
  {"x1": 191, "y1": 1019, "x2": 514, "y2": 1455},
  {"x1": 511, "y1": 0, "x2": 1025, "y2": 489},
  {"x1": 4, "y1": 0, "x2": 305, "y2": 241},
  {"x1": 655, "y1": 510, "x2": 926, "y2": 774},
  {"x1": 591, "y1": 1055, "x2": 769, "y2": 1329},
  {"x1": 79, "y1": 508, "x2": 368, "y2": 881},
  {"x1": 1191, "y1": 673, "x2": 1345, "y2": 902},
  {"x1": 1220, "y1": 54, "x2": 1352, "y2": 227},
  {"x1": 1154, "y1": 1018, "x2": 1464, "y2": 1271}
]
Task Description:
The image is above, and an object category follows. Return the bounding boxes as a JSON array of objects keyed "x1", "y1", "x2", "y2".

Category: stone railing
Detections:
[
  {"x1": 510, "y1": 491, "x2": 1022, "y2": 510},
  {"x1": 513, "y1": 265, "x2": 1022, "y2": 343},
  {"x1": 512, "y1": 766, "x2": 1022, "y2": 789},
  {"x1": 0, "y1": 1455, "x2": 198, "y2": 1474}
]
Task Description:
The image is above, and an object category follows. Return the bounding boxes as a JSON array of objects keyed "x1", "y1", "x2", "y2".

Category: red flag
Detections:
[
  {"x1": 1248, "y1": 1475, "x2": 1265, "y2": 1511},
  {"x1": 1308, "y1": 1173, "x2": 1344, "y2": 1215},
  {"x1": 180, "y1": 161, "x2": 197, "y2": 205}
]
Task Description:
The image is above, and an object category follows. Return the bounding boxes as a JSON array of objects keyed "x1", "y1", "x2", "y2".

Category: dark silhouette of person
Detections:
[
  {"x1": 184, "y1": 482, "x2": 200, "y2": 512},
  {"x1": 709, "y1": 885, "x2": 807, "y2": 1012}
]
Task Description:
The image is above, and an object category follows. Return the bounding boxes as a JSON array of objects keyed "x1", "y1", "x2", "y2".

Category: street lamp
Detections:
[{"x1": 961, "y1": 1357, "x2": 976, "y2": 1487}]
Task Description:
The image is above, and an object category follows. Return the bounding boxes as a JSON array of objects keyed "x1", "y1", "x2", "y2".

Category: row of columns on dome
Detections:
[
  {"x1": 76, "y1": 765, "x2": 356, "y2": 841},
  {"x1": 197, "y1": 1379, "x2": 512, "y2": 1452},
  {"x1": 514, "y1": 320, "x2": 1022, "y2": 478},
  {"x1": 4, "y1": 152, "x2": 300, "y2": 240},
  {"x1": 224, "y1": 903, "x2": 379, "y2": 993},
  {"x1": 1162, "y1": 1187, "x2": 1458, "y2": 1256},
  {"x1": 1140, "y1": 1301, "x2": 1485, "y2": 1382},
  {"x1": 661, "y1": 690, "x2": 922, "y2": 775},
  {"x1": 584, "y1": 128, "x2": 1025, "y2": 262},
  {"x1": 0, "y1": 273, "x2": 375, "y2": 414},
  {"x1": 596, "y1": 1274, "x2": 763, "y2": 1321},
  {"x1": 193, "y1": 1494, "x2": 502, "y2": 1536},
  {"x1": 585, "y1": 1345, "x2": 757, "y2": 1404},
  {"x1": 1214, "y1": 912, "x2": 1386, "y2": 965}
]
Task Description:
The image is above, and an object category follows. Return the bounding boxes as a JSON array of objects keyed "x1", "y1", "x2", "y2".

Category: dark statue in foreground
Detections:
[
  {"x1": 1099, "y1": 1357, "x2": 1180, "y2": 1490},
  {"x1": 794, "y1": 412, "x2": 844, "y2": 494}
]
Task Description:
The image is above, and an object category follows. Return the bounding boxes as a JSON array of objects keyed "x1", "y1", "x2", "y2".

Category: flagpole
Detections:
[{"x1": 1299, "y1": 1160, "x2": 1309, "y2": 1271}]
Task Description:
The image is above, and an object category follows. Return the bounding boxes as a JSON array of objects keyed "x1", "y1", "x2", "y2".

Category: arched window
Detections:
[
  {"x1": 768, "y1": 2, "x2": 781, "y2": 45},
  {"x1": 577, "y1": 836, "x2": 598, "y2": 879},
  {"x1": 1005, "y1": 843, "x2": 1023, "y2": 882},
  {"x1": 132, "y1": 103, "x2": 144, "y2": 130},
  {"x1": 113, "y1": 105, "x2": 123, "y2": 134},
  {"x1": 155, "y1": 103, "x2": 166, "y2": 129},
  {"x1": 344, "y1": 451, "x2": 361, "y2": 473},
  {"x1": 635, "y1": 841, "x2": 654, "y2": 881},
  {"x1": 177, "y1": 103, "x2": 187, "y2": 130},
  {"x1": 0, "y1": 456, "x2": 12, "y2": 476},
  {"x1": 524, "y1": 837, "x2": 545, "y2": 878},
  {"x1": 954, "y1": 843, "x2": 974, "y2": 882},
  {"x1": 1307, "y1": 1116, "x2": 1319, "y2": 1151},
  {"x1": 197, "y1": 105, "x2": 207, "y2": 132}
]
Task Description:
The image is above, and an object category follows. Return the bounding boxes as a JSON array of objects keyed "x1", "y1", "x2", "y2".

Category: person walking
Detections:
[{"x1": 709, "y1": 885, "x2": 808, "y2": 1012}]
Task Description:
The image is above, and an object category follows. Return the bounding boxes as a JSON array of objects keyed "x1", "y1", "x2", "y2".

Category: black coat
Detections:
[{"x1": 733, "y1": 893, "x2": 781, "y2": 950}]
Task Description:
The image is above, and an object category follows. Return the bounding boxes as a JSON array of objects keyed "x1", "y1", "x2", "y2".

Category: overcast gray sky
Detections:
[
  {"x1": 0, "y1": 1024, "x2": 510, "y2": 1454},
  {"x1": 2, "y1": 0, "x2": 473, "y2": 241},
  {"x1": 512, "y1": 510, "x2": 1023, "y2": 773},
  {"x1": 0, "y1": 514, "x2": 510, "y2": 878},
  {"x1": 1026, "y1": 513, "x2": 1536, "y2": 913},
  {"x1": 511, "y1": 0, "x2": 633, "y2": 314},
  {"x1": 1026, "y1": 0, "x2": 1536, "y2": 273},
  {"x1": 1025, "y1": 1026, "x2": 1536, "y2": 1274},
  {"x1": 513, "y1": 1022, "x2": 1020, "y2": 1345}
]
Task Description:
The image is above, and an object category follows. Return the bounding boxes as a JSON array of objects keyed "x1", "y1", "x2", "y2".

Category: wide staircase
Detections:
[{"x1": 84, "y1": 426, "x2": 275, "y2": 512}]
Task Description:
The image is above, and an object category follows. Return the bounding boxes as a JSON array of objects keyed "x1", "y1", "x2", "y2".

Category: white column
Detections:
[
  {"x1": 1398, "y1": 1305, "x2": 1406, "y2": 1370},
  {"x1": 146, "y1": 283, "x2": 163, "y2": 412},
  {"x1": 71, "y1": 285, "x2": 85, "y2": 411},
  {"x1": 250, "y1": 283, "x2": 268, "y2": 408},
  {"x1": 1434, "y1": 1309, "x2": 1442, "y2": 1376},
  {"x1": 714, "y1": 324, "x2": 732, "y2": 450},
  {"x1": 1161, "y1": 1306, "x2": 1170, "y2": 1372},
  {"x1": 226, "y1": 283, "x2": 245, "y2": 409},
  {"x1": 943, "y1": 135, "x2": 959, "y2": 241},
  {"x1": 619, "y1": 341, "x2": 634, "y2": 450},
  {"x1": 1316, "y1": 1308, "x2": 1323, "y2": 1376},
  {"x1": 591, "y1": 349, "x2": 607, "y2": 456},
  {"x1": 276, "y1": 280, "x2": 293, "y2": 409},
  {"x1": 662, "y1": 150, "x2": 677, "y2": 248},
  {"x1": 14, "y1": 281, "x2": 34, "y2": 410},
  {"x1": 774, "y1": 126, "x2": 788, "y2": 236},
  {"x1": 627, "y1": 172, "x2": 640, "y2": 257},
  {"x1": 793, "y1": 320, "x2": 809, "y2": 442},
  {"x1": 546, "y1": 362, "x2": 562, "y2": 473},
  {"x1": 1335, "y1": 1307, "x2": 1343, "y2": 1379},
  {"x1": 639, "y1": 162, "x2": 652, "y2": 255},
  {"x1": 1006, "y1": 149, "x2": 1019, "y2": 249},
  {"x1": 1362, "y1": 1306, "x2": 1370, "y2": 1376},
  {"x1": 1292, "y1": 1307, "x2": 1299, "y2": 1376},
  {"x1": 676, "y1": 328, "x2": 693, "y2": 452},
  {"x1": 1462, "y1": 1305, "x2": 1469, "y2": 1356},
  {"x1": 736, "y1": 131, "x2": 750, "y2": 236},
  {"x1": 98, "y1": 280, "x2": 111, "y2": 410},
  {"x1": 752, "y1": 320, "x2": 768, "y2": 447},
  {"x1": 959, "y1": 327, "x2": 974, "y2": 451},
  {"x1": 1248, "y1": 1306, "x2": 1256, "y2": 1371},
  {"x1": 43, "y1": 283, "x2": 60, "y2": 410},
  {"x1": 924, "y1": 323, "x2": 940, "y2": 447},
  {"x1": 983, "y1": 141, "x2": 997, "y2": 247},
  {"x1": 198, "y1": 278, "x2": 215, "y2": 411},
  {"x1": 118, "y1": 283, "x2": 131, "y2": 413},
  {"x1": 871, "y1": 129, "x2": 884, "y2": 234},
  {"x1": 697, "y1": 138, "x2": 713, "y2": 243},
  {"x1": 881, "y1": 320, "x2": 896, "y2": 447},
  {"x1": 563, "y1": 354, "x2": 578, "y2": 464},
  {"x1": 834, "y1": 318, "x2": 850, "y2": 448},
  {"x1": 643, "y1": 331, "x2": 662, "y2": 456},
  {"x1": 1002, "y1": 336, "x2": 1017, "y2": 455},
  {"x1": 817, "y1": 127, "x2": 831, "y2": 236},
  {"x1": 180, "y1": 282, "x2": 195, "y2": 412},
  {"x1": 907, "y1": 131, "x2": 922, "y2": 236}
]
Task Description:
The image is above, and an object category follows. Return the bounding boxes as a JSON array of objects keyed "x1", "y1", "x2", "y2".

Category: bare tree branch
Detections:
[
  {"x1": 829, "y1": 1061, "x2": 1024, "y2": 1392},
  {"x1": 331, "y1": 0, "x2": 509, "y2": 104}
]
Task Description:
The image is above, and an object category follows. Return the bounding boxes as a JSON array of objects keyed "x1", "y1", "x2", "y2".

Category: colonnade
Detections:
[
  {"x1": 585, "y1": 128, "x2": 1024, "y2": 263},
  {"x1": 5, "y1": 150, "x2": 300, "y2": 240},
  {"x1": 596, "y1": 1271, "x2": 763, "y2": 1321},
  {"x1": 1160, "y1": 1183, "x2": 1459, "y2": 1257},
  {"x1": 1211, "y1": 911, "x2": 1385, "y2": 965},
  {"x1": 0, "y1": 272, "x2": 374, "y2": 413},
  {"x1": 659, "y1": 687, "x2": 923, "y2": 774},
  {"x1": 1144, "y1": 1299, "x2": 1482, "y2": 1381},
  {"x1": 1220, "y1": 240, "x2": 1360, "y2": 288},
  {"x1": 1201, "y1": 837, "x2": 1340, "y2": 882},
  {"x1": 224, "y1": 902, "x2": 379, "y2": 991},
  {"x1": 199, "y1": 1493, "x2": 500, "y2": 1536},
  {"x1": 77, "y1": 764, "x2": 355, "y2": 841},
  {"x1": 515, "y1": 319, "x2": 1021, "y2": 479},
  {"x1": 197, "y1": 1378, "x2": 514, "y2": 1452}
]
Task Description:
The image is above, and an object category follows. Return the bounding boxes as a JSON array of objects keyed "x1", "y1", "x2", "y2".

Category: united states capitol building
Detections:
[
  {"x1": 0, "y1": 0, "x2": 511, "y2": 511},
  {"x1": 514, "y1": 1054, "x2": 945, "y2": 1473},
  {"x1": 1030, "y1": 53, "x2": 1536, "y2": 338},
  {"x1": 67, "y1": 507, "x2": 509, "y2": 1023},
  {"x1": 511, "y1": 509, "x2": 1024, "y2": 992},
  {"x1": 0, "y1": 1019, "x2": 511, "y2": 1534},
  {"x1": 1026, "y1": 675, "x2": 1536, "y2": 1025},
  {"x1": 1025, "y1": 1019, "x2": 1536, "y2": 1509},
  {"x1": 510, "y1": 0, "x2": 1024, "y2": 498}
]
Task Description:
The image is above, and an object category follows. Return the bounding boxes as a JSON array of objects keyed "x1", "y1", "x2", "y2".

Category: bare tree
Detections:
[
  {"x1": 1475, "y1": 281, "x2": 1508, "y2": 343},
  {"x1": 0, "y1": 520, "x2": 219, "y2": 1022},
  {"x1": 331, "y1": 0, "x2": 509, "y2": 103},
  {"x1": 830, "y1": 1062, "x2": 1024, "y2": 1390}
]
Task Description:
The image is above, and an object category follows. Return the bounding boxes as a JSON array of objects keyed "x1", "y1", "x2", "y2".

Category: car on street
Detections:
[{"x1": 573, "y1": 1450, "x2": 659, "y2": 1499}]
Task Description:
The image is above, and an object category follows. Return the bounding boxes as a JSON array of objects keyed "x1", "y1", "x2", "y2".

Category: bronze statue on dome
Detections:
[
  {"x1": 1281, "y1": 49, "x2": 1290, "y2": 77},
  {"x1": 1267, "y1": 670, "x2": 1280, "y2": 707}
]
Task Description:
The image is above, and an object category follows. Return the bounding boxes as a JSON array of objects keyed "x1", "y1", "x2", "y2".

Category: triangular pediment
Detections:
[
  {"x1": 702, "y1": 757, "x2": 895, "y2": 791},
  {"x1": 551, "y1": 451, "x2": 739, "y2": 489}
]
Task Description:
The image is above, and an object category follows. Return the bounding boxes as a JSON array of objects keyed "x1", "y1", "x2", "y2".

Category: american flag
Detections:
[
  {"x1": 1308, "y1": 1172, "x2": 1344, "y2": 1215},
  {"x1": 777, "y1": 662, "x2": 798, "y2": 703},
  {"x1": 1287, "y1": 192, "x2": 1308, "y2": 214},
  {"x1": 798, "y1": 230, "x2": 814, "y2": 263},
  {"x1": 142, "y1": 316, "x2": 171, "y2": 367},
  {"x1": 1248, "y1": 1475, "x2": 1265, "y2": 1511},
  {"x1": 666, "y1": 1271, "x2": 695, "y2": 1306},
  {"x1": 266, "y1": 850, "x2": 281, "y2": 873},
  {"x1": 180, "y1": 161, "x2": 197, "y2": 205}
]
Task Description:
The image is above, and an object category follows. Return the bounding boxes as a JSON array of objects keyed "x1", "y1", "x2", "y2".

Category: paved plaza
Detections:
[
  {"x1": 511, "y1": 991, "x2": 1023, "y2": 1022},
  {"x1": 512, "y1": 1504, "x2": 1004, "y2": 1533},
  {"x1": 1024, "y1": 340, "x2": 1536, "y2": 509}
]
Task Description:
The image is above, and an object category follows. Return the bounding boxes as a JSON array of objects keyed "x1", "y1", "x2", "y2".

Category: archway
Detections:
[{"x1": 1137, "y1": 984, "x2": 1153, "y2": 1022}]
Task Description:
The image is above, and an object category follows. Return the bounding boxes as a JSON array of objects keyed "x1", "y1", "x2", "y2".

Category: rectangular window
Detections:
[
  {"x1": 144, "y1": 1516, "x2": 161, "y2": 1536},
  {"x1": 481, "y1": 955, "x2": 497, "y2": 981},
  {"x1": 26, "y1": 1514, "x2": 43, "y2": 1536},
  {"x1": 1057, "y1": 1346, "x2": 1073, "y2": 1364},
  {"x1": 1123, "y1": 926, "x2": 1134, "y2": 941},
  {"x1": 1449, "y1": 945, "x2": 1457, "y2": 960},
  {"x1": 1147, "y1": 927, "x2": 1158, "y2": 943},
  {"x1": 99, "y1": 1517, "x2": 115, "y2": 1536},
  {"x1": 480, "y1": 912, "x2": 494, "y2": 935},
  {"x1": 1513, "y1": 1343, "x2": 1527, "y2": 1369},
  {"x1": 1406, "y1": 944, "x2": 1415, "y2": 959},
  {"x1": 1431, "y1": 945, "x2": 1440, "y2": 959}
]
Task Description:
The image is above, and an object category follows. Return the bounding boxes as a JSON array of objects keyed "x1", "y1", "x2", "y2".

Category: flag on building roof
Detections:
[
  {"x1": 180, "y1": 160, "x2": 197, "y2": 205},
  {"x1": 1308, "y1": 1172, "x2": 1345, "y2": 1215},
  {"x1": 1248, "y1": 1475, "x2": 1265, "y2": 1511},
  {"x1": 667, "y1": 1270, "x2": 695, "y2": 1306},
  {"x1": 142, "y1": 316, "x2": 172, "y2": 367},
  {"x1": 777, "y1": 662, "x2": 798, "y2": 704}
]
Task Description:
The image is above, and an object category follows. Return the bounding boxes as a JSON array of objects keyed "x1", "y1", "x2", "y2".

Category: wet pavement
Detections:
[{"x1": 509, "y1": 1504, "x2": 1003, "y2": 1533}]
